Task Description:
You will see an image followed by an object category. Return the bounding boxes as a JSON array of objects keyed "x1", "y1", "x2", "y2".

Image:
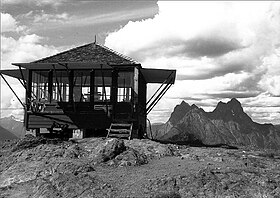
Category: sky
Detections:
[{"x1": 1, "y1": 1, "x2": 280, "y2": 125}]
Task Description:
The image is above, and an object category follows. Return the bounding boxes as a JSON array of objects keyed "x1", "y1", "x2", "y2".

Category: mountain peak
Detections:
[
  {"x1": 210, "y1": 98, "x2": 252, "y2": 123},
  {"x1": 227, "y1": 98, "x2": 243, "y2": 113},
  {"x1": 168, "y1": 101, "x2": 193, "y2": 125},
  {"x1": 230, "y1": 98, "x2": 239, "y2": 103},
  {"x1": 215, "y1": 98, "x2": 242, "y2": 112},
  {"x1": 191, "y1": 104, "x2": 198, "y2": 109},
  {"x1": 180, "y1": 100, "x2": 189, "y2": 106}
]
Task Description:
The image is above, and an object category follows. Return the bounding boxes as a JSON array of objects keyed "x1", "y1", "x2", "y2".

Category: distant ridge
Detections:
[
  {"x1": 0, "y1": 125, "x2": 17, "y2": 141},
  {"x1": 0, "y1": 116, "x2": 25, "y2": 138},
  {"x1": 153, "y1": 98, "x2": 280, "y2": 149}
]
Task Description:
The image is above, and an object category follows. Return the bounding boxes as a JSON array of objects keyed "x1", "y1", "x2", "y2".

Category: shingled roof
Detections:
[{"x1": 33, "y1": 42, "x2": 138, "y2": 65}]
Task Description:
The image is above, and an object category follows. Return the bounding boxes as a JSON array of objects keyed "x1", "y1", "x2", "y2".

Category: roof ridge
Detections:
[
  {"x1": 32, "y1": 42, "x2": 93, "y2": 63},
  {"x1": 97, "y1": 43, "x2": 139, "y2": 64}
]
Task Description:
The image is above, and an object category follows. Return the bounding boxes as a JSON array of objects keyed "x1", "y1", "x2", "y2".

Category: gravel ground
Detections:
[{"x1": 0, "y1": 136, "x2": 280, "y2": 198}]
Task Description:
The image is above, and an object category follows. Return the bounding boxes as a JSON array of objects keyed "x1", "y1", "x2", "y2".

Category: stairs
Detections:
[{"x1": 107, "y1": 123, "x2": 133, "y2": 140}]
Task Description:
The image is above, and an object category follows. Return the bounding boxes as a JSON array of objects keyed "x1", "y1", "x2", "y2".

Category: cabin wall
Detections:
[{"x1": 25, "y1": 67, "x2": 140, "y2": 136}]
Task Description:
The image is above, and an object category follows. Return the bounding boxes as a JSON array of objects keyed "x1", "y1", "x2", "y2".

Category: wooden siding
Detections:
[
  {"x1": 26, "y1": 102, "x2": 111, "y2": 129},
  {"x1": 27, "y1": 111, "x2": 110, "y2": 129}
]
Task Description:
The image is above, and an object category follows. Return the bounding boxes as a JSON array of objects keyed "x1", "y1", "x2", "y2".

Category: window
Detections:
[
  {"x1": 94, "y1": 72, "x2": 111, "y2": 102},
  {"x1": 32, "y1": 71, "x2": 49, "y2": 100},
  {"x1": 52, "y1": 70, "x2": 69, "y2": 102},
  {"x1": 73, "y1": 71, "x2": 90, "y2": 102},
  {"x1": 117, "y1": 72, "x2": 133, "y2": 102}
]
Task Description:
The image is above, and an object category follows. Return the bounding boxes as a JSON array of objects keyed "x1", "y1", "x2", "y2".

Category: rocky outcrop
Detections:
[
  {"x1": 0, "y1": 135, "x2": 178, "y2": 197},
  {"x1": 156, "y1": 98, "x2": 280, "y2": 149},
  {"x1": 1, "y1": 136, "x2": 280, "y2": 197}
]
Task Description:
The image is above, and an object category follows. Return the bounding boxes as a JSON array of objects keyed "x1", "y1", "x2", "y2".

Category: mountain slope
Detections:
[
  {"x1": 0, "y1": 125, "x2": 18, "y2": 141},
  {"x1": 161, "y1": 108, "x2": 230, "y2": 145},
  {"x1": 0, "y1": 116, "x2": 25, "y2": 138},
  {"x1": 155, "y1": 98, "x2": 280, "y2": 149},
  {"x1": 152, "y1": 101, "x2": 198, "y2": 139}
]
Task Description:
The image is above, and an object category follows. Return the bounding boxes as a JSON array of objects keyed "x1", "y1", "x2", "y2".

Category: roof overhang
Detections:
[
  {"x1": 12, "y1": 62, "x2": 142, "y2": 70},
  {"x1": 140, "y1": 68, "x2": 176, "y2": 84},
  {"x1": 12, "y1": 62, "x2": 113, "y2": 70},
  {"x1": 0, "y1": 69, "x2": 27, "y2": 80}
]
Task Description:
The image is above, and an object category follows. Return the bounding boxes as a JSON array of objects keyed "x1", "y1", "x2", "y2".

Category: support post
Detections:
[{"x1": 19, "y1": 65, "x2": 27, "y2": 89}]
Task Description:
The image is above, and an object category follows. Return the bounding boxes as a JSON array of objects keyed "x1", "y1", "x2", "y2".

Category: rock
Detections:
[
  {"x1": 114, "y1": 148, "x2": 148, "y2": 166},
  {"x1": 211, "y1": 157, "x2": 224, "y2": 162},
  {"x1": 63, "y1": 144, "x2": 82, "y2": 159},
  {"x1": 124, "y1": 139, "x2": 176, "y2": 159},
  {"x1": 12, "y1": 135, "x2": 46, "y2": 151},
  {"x1": 101, "y1": 138, "x2": 126, "y2": 162},
  {"x1": 84, "y1": 138, "x2": 126, "y2": 163},
  {"x1": 12, "y1": 135, "x2": 62, "y2": 152}
]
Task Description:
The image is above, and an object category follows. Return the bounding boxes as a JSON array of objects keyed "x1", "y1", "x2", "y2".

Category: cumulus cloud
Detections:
[
  {"x1": 105, "y1": 1, "x2": 280, "y2": 124},
  {"x1": 0, "y1": 79, "x2": 25, "y2": 119},
  {"x1": 0, "y1": 33, "x2": 59, "y2": 119},
  {"x1": 1, "y1": 12, "x2": 26, "y2": 32},
  {"x1": 1, "y1": 34, "x2": 59, "y2": 69},
  {"x1": 1, "y1": 12, "x2": 62, "y2": 119}
]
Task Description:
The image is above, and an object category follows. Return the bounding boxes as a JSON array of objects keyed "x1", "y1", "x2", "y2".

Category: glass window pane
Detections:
[{"x1": 73, "y1": 71, "x2": 90, "y2": 102}]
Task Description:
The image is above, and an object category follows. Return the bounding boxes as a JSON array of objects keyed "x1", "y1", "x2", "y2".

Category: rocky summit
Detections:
[
  {"x1": 1, "y1": 135, "x2": 280, "y2": 197},
  {"x1": 154, "y1": 98, "x2": 280, "y2": 150}
]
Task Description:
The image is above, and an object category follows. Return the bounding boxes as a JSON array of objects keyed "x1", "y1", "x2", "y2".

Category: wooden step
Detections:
[
  {"x1": 107, "y1": 134, "x2": 130, "y2": 138},
  {"x1": 107, "y1": 123, "x2": 133, "y2": 140},
  {"x1": 111, "y1": 123, "x2": 131, "y2": 127},
  {"x1": 109, "y1": 129, "x2": 131, "y2": 133}
]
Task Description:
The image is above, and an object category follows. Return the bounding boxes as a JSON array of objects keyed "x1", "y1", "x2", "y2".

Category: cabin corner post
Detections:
[
  {"x1": 25, "y1": 69, "x2": 33, "y2": 129},
  {"x1": 133, "y1": 67, "x2": 139, "y2": 109}
]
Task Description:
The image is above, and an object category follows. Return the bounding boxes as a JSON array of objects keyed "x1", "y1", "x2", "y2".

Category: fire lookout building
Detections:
[{"x1": 0, "y1": 43, "x2": 176, "y2": 139}]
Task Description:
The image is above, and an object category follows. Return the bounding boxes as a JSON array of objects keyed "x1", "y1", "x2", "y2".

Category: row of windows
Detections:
[{"x1": 31, "y1": 70, "x2": 134, "y2": 103}]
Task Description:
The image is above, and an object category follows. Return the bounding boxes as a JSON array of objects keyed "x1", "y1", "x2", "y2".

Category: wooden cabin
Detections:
[{"x1": 0, "y1": 43, "x2": 176, "y2": 139}]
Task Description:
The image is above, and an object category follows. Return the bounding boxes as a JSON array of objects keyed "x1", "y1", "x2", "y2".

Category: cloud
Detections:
[
  {"x1": 1, "y1": 12, "x2": 26, "y2": 32},
  {"x1": 66, "y1": 6, "x2": 157, "y2": 28},
  {"x1": 105, "y1": 1, "x2": 280, "y2": 124},
  {"x1": 0, "y1": 79, "x2": 25, "y2": 119},
  {"x1": 32, "y1": 11, "x2": 70, "y2": 23},
  {"x1": 1, "y1": 34, "x2": 59, "y2": 69},
  {"x1": 1, "y1": 0, "x2": 67, "y2": 7},
  {"x1": 19, "y1": 10, "x2": 70, "y2": 24},
  {"x1": 1, "y1": 23, "x2": 62, "y2": 119},
  {"x1": 179, "y1": 37, "x2": 244, "y2": 58}
]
